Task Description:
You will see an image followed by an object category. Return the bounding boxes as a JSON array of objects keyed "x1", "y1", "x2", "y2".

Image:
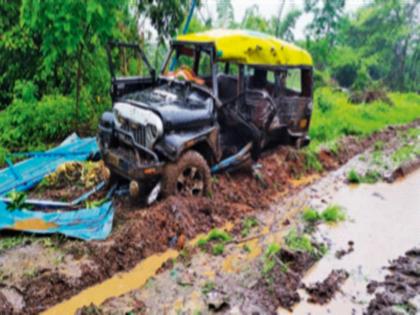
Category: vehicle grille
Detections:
[{"x1": 120, "y1": 121, "x2": 147, "y2": 147}]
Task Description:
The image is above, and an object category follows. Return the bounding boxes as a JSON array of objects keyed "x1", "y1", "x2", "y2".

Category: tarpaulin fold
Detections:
[{"x1": 0, "y1": 135, "x2": 114, "y2": 240}]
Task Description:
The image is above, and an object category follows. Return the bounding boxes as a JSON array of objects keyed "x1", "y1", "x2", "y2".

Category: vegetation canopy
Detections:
[{"x1": 0, "y1": 0, "x2": 419, "y2": 168}]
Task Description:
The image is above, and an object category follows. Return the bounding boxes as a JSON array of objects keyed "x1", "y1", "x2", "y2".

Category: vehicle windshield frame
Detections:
[{"x1": 160, "y1": 41, "x2": 218, "y2": 96}]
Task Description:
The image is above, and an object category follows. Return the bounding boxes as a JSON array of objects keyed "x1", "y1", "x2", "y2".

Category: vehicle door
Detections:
[
  {"x1": 270, "y1": 68, "x2": 313, "y2": 137},
  {"x1": 106, "y1": 41, "x2": 156, "y2": 101}
]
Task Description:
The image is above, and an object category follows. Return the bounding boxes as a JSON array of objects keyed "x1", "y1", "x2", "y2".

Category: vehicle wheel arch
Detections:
[{"x1": 189, "y1": 140, "x2": 217, "y2": 167}]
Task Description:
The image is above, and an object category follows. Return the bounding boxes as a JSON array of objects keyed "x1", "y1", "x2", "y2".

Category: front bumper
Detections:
[{"x1": 98, "y1": 120, "x2": 164, "y2": 182}]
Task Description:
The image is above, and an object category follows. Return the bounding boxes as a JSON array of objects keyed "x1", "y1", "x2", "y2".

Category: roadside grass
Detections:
[
  {"x1": 302, "y1": 204, "x2": 346, "y2": 224},
  {"x1": 262, "y1": 243, "x2": 281, "y2": 274},
  {"x1": 347, "y1": 169, "x2": 361, "y2": 183},
  {"x1": 197, "y1": 228, "x2": 232, "y2": 256},
  {"x1": 0, "y1": 235, "x2": 29, "y2": 252},
  {"x1": 302, "y1": 207, "x2": 321, "y2": 223},
  {"x1": 304, "y1": 205, "x2": 346, "y2": 227},
  {"x1": 285, "y1": 229, "x2": 314, "y2": 253},
  {"x1": 347, "y1": 169, "x2": 382, "y2": 184},
  {"x1": 309, "y1": 88, "x2": 420, "y2": 149},
  {"x1": 392, "y1": 144, "x2": 420, "y2": 164},
  {"x1": 303, "y1": 147, "x2": 324, "y2": 172},
  {"x1": 241, "y1": 216, "x2": 259, "y2": 237},
  {"x1": 321, "y1": 205, "x2": 346, "y2": 223},
  {"x1": 0, "y1": 233, "x2": 64, "y2": 253}
]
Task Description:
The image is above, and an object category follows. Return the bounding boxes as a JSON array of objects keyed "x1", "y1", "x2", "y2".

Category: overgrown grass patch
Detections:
[
  {"x1": 392, "y1": 144, "x2": 420, "y2": 164},
  {"x1": 347, "y1": 169, "x2": 381, "y2": 184},
  {"x1": 197, "y1": 229, "x2": 232, "y2": 256},
  {"x1": 241, "y1": 216, "x2": 259, "y2": 237},
  {"x1": 0, "y1": 235, "x2": 29, "y2": 252},
  {"x1": 321, "y1": 205, "x2": 346, "y2": 223},
  {"x1": 309, "y1": 88, "x2": 420, "y2": 149},
  {"x1": 262, "y1": 243, "x2": 281, "y2": 274},
  {"x1": 302, "y1": 205, "x2": 346, "y2": 228},
  {"x1": 347, "y1": 169, "x2": 361, "y2": 183},
  {"x1": 303, "y1": 147, "x2": 324, "y2": 172},
  {"x1": 284, "y1": 229, "x2": 314, "y2": 253},
  {"x1": 302, "y1": 207, "x2": 321, "y2": 223}
]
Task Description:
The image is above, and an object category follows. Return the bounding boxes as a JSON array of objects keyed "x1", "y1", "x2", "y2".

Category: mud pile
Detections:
[
  {"x1": 91, "y1": 196, "x2": 247, "y2": 274},
  {"x1": 366, "y1": 248, "x2": 420, "y2": 315},
  {"x1": 305, "y1": 269, "x2": 349, "y2": 304},
  {"x1": 254, "y1": 248, "x2": 319, "y2": 312}
]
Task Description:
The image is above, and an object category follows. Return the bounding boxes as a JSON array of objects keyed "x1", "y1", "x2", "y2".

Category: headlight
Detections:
[{"x1": 113, "y1": 110, "x2": 124, "y2": 126}]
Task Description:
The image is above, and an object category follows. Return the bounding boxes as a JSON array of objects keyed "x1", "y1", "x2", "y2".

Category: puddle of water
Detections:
[
  {"x1": 290, "y1": 169, "x2": 420, "y2": 315},
  {"x1": 43, "y1": 224, "x2": 233, "y2": 315},
  {"x1": 42, "y1": 249, "x2": 178, "y2": 315}
]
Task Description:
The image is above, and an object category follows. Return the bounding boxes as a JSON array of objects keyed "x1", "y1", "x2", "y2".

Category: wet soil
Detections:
[
  {"x1": 77, "y1": 139, "x2": 419, "y2": 315},
  {"x1": 0, "y1": 120, "x2": 419, "y2": 314},
  {"x1": 305, "y1": 269, "x2": 349, "y2": 304},
  {"x1": 366, "y1": 248, "x2": 420, "y2": 315},
  {"x1": 0, "y1": 292, "x2": 14, "y2": 314},
  {"x1": 254, "y1": 249, "x2": 319, "y2": 312}
]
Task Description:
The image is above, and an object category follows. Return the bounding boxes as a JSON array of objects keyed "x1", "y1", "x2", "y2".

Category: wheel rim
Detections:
[{"x1": 176, "y1": 166, "x2": 205, "y2": 196}]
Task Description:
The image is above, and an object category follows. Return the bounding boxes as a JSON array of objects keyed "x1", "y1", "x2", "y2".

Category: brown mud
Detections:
[
  {"x1": 0, "y1": 292, "x2": 14, "y2": 314},
  {"x1": 366, "y1": 248, "x2": 420, "y2": 315},
  {"x1": 0, "y1": 120, "x2": 419, "y2": 314},
  {"x1": 305, "y1": 269, "x2": 349, "y2": 305},
  {"x1": 254, "y1": 249, "x2": 319, "y2": 312},
  {"x1": 77, "y1": 143, "x2": 420, "y2": 315}
]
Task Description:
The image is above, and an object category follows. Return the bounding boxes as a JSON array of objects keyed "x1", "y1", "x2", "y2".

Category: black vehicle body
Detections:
[{"x1": 98, "y1": 39, "x2": 313, "y2": 195}]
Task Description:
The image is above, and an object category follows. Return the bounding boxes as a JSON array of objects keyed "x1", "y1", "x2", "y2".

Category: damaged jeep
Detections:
[{"x1": 98, "y1": 30, "x2": 313, "y2": 201}]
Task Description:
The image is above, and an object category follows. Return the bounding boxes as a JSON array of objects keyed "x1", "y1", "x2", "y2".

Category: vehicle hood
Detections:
[{"x1": 121, "y1": 83, "x2": 214, "y2": 130}]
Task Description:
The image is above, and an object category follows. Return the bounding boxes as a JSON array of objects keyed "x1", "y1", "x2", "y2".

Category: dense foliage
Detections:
[{"x1": 0, "y1": 0, "x2": 419, "y2": 167}]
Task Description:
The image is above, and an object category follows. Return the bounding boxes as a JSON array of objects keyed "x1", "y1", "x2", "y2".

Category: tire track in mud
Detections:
[{"x1": 2, "y1": 120, "x2": 419, "y2": 315}]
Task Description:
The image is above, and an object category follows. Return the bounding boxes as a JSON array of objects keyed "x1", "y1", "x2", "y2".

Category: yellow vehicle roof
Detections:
[{"x1": 176, "y1": 29, "x2": 313, "y2": 67}]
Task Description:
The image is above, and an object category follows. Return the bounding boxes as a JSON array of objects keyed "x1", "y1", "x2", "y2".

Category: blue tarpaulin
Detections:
[{"x1": 0, "y1": 135, "x2": 114, "y2": 240}]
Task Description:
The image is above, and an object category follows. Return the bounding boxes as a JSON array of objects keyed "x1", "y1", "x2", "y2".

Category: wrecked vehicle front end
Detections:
[{"x1": 98, "y1": 81, "x2": 218, "y2": 198}]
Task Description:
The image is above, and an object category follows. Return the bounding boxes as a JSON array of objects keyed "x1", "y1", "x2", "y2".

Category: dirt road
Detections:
[
  {"x1": 63, "y1": 127, "x2": 420, "y2": 314},
  {"x1": 0, "y1": 122, "x2": 419, "y2": 315}
]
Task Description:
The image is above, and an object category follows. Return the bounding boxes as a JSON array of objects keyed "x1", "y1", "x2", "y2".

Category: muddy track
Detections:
[
  {"x1": 4, "y1": 120, "x2": 419, "y2": 314},
  {"x1": 366, "y1": 248, "x2": 420, "y2": 315}
]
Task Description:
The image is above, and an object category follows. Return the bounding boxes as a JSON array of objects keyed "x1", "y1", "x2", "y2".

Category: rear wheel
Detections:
[{"x1": 162, "y1": 150, "x2": 211, "y2": 197}]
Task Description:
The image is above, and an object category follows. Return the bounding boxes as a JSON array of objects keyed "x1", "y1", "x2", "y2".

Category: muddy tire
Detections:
[{"x1": 162, "y1": 150, "x2": 211, "y2": 197}]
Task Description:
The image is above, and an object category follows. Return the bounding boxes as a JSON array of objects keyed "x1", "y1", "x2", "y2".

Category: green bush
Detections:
[
  {"x1": 313, "y1": 69, "x2": 331, "y2": 89},
  {"x1": 285, "y1": 229, "x2": 313, "y2": 253},
  {"x1": 262, "y1": 243, "x2": 281, "y2": 274},
  {"x1": 330, "y1": 46, "x2": 360, "y2": 88},
  {"x1": 13, "y1": 80, "x2": 38, "y2": 102},
  {"x1": 207, "y1": 229, "x2": 232, "y2": 242},
  {"x1": 302, "y1": 208, "x2": 321, "y2": 223},
  {"x1": 317, "y1": 94, "x2": 333, "y2": 113},
  {"x1": 347, "y1": 169, "x2": 361, "y2": 183},
  {"x1": 212, "y1": 243, "x2": 225, "y2": 256},
  {"x1": 321, "y1": 205, "x2": 346, "y2": 223},
  {"x1": 0, "y1": 93, "x2": 110, "y2": 166}
]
